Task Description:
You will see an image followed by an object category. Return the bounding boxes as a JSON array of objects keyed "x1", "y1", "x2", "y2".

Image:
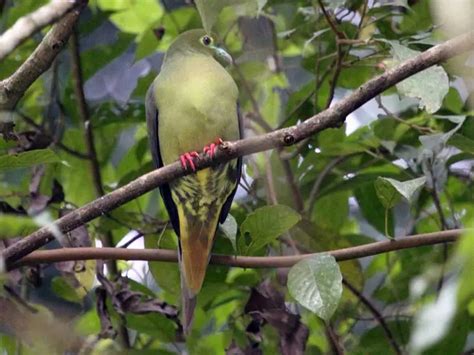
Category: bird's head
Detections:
[{"x1": 166, "y1": 29, "x2": 233, "y2": 67}]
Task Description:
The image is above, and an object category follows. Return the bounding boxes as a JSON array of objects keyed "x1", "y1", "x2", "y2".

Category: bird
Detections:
[{"x1": 145, "y1": 29, "x2": 242, "y2": 333}]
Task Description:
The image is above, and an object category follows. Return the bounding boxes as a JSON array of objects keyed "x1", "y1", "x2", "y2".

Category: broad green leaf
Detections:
[
  {"x1": 449, "y1": 133, "x2": 474, "y2": 154},
  {"x1": 376, "y1": 176, "x2": 426, "y2": 208},
  {"x1": 219, "y1": 214, "x2": 238, "y2": 252},
  {"x1": 96, "y1": 0, "x2": 131, "y2": 11},
  {"x1": 355, "y1": 183, "x2": 394, "y2": 236},
  {"x1": 457, "y1": 222, "x2": 474, "y2": 306},
  {"x1": 389, "y1": 42, "x2": 449, "y2": 113},
  {"x1": 75, "y1": 309, "x2": 101, "y2": 336},
  {"x1": 126, "y1": 313, "x2": 176, "y2": 342},
  {"x1": 108, "y1": 1, "x2": 163, "y2": 34},
  {"x1": 419, "y1": 116, "x2": 465, "y2": 153},
  {"x1": 51, "y1": 277, "x2": 82, "y2": 304},
  {"x1": 313, "y1": 191, "x2": 349, "y2": 232},
  {"x1": 257, "y1": 0, "x2": 267, "y2": 14},
  {"x1": 240, "y1": 205, "x2": 301, "y2": 254},
  {"x1": 195, "y1": 0, "x2": 260, "y2": 33},
  {"x1": 0, "y1": 214, "x2": 37, "y2": 238},
  {"x1": 288, "y1": 254, "x2": 343, "y2": 321},
  {"x1": 374, "y1": 177, "x2": 402, "y2": 209},
  {"x1": 145, "y1": 231, "x2": 180, "y2": 301},
  {"x1": 0, "y1": 149, "x2": 60, "y2": 171}
]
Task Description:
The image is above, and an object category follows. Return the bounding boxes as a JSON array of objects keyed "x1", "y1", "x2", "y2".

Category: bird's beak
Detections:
[{"x1": 212, "y1": 46, "x2": 233, "y2": 67}]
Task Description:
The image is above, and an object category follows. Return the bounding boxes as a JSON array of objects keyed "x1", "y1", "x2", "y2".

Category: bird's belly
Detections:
[{"x1": 158, "y1": 104, "x2": 238, "y2": 165}]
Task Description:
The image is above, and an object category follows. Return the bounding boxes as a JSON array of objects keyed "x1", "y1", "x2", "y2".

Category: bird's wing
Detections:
[
  {"x1": 146, "y1": 82, "x2": 181, "y2": 235},
  {"x1": 218, "y1": 103, "x2": 243, "y2": 224}
]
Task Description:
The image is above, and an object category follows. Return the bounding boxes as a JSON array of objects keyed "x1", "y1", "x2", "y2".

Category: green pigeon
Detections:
[{"x1": 146, "y1": 29, "x2": 242, "y2": 332}]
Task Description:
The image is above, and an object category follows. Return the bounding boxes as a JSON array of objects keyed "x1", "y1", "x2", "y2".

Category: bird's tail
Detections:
[
  {"x1": 181, "y1": 277, "x2": 197, "y2": 334},
  {"x1": 177, "y1": 211, "x2": 219, "y2": 334}
]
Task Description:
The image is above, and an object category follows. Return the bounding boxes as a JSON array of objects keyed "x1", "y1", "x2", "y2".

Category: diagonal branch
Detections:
[
  {"x1": 2, "y1": 31, "x2": 473, "y2": 267},
  {"x1": 0, "y1": 0, "x2": 77, "y2": 61},
  {"x1": 10, "y1": 229, "x2": 466, "y2": 270},
  {"x1": 0, "y1": 1, "x2": 87, "y2": 110}
]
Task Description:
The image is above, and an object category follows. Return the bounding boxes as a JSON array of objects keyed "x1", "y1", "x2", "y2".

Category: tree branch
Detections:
[
  {"x1": 2, "y1": 31, "x2": 473, "y2": 267},
  {"x1": 0, "y1": 1, "x2": 87, "y2": 110},
  {"x1": 0, "y1": 0, "x2": 77, "y2": 62},
  {"x1": 10, "y1": 229, "x2": 466, "y2": 270}
]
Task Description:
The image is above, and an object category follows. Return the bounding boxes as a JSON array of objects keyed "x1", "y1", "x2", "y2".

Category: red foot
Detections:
[
  {"x1": 203, "y1": 138, "x2": 224, "y2": 159},
  {"x1": 180, "y1": 151, "x2": 200, "y2": 171}
]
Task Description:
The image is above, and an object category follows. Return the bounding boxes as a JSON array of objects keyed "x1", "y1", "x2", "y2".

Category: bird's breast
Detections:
[{"x1": 155, "y1": 56, "x2": 239, "y2": 163}]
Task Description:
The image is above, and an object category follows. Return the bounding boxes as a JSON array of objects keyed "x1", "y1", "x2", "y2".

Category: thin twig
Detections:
[
  {"x1": 17, "y1": 111, "x2": 90, "y2": 160},
  {"x1": 343, "y1": 279, "x2": 402, "y2": 355},
  {"x1": 70, "y1": 28, "x2": 105, "y2": 198},
  {"x1": 316, "y1": 0, "x2": 347, "y2": 40},
  {"x1": 375, "y1": 96, "x2": 434, "y2": 134},
  {"x1": 325, "y1": 322, "x2": 345, "y2": 354},
  {"x1": 281, "y1": 157, "x2": 305, "y2": 212},
  {"x1": 317, "y1": 0, "x2": 347, "y2": 109}
]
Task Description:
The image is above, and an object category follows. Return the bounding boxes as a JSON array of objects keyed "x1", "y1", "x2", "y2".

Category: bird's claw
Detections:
[
  {"x1": 180, "y1": 151, "x2": 200, "y2": 171},
  {"x1": 203, "y1": 138, "x2": 224, "y2": 159}
]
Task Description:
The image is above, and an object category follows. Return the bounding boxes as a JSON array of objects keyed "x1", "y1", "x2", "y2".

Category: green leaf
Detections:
[
  {"x1": 219, "y1": 214, "x2": 238, "y2": 252},
  {"x1": 355, "y1": 183, "x2": 394, "y2": 236},
  {"x1": 108, "y1": 1, "x2": 163, "y2": 34},
  {"x1": 240, "y1": 205, "x2": 301, "y2": 254},
  {"x1": 96, "y1": 0, "x2": 130, "y2": 11},
  {"x1": 374, "y1": 178, "x2": 402, "y2": 209},
  {"x1": 419, "y1": 116, "x2": 466, "y2": 153},
  {"x1": 145, "y1": 231, "x2": 180, "y2": 301},
  {"x1": 0, "y1": 215, "x2": 37, "y2": 238},
  {"x1": 457, "y1": 222, "x2": 474, "y2": 306},
  {"x1": 195, "y1": 0, "x2": 260, "y2": 33},
  {"x1": 287, "y1": 254, "x2": 343, "y2": 321},
  {"x1": 51, "y1": 276, "x2": 82, "y2": 304},
  {"x1": 375, "y1": 177, "x2": 426, "y2": 208},
  {"x1": 0, "y1": 149, "x2": 60, "y2": 171},
  {"x1": 449, "y1": 133, "x2": 474, "y2": 154},
  {"x1": 257, "y1": 0, "x2": 267, "y2": 14},
  {"x1": 313, "y1": 191, "x2": 349, "y2": 233},
  {"x1": 389, "y1": 42, "x2": 449, "y2": 113},
  {"x1": 126, "y1": 314, "x2": 176, "y2": 342}
]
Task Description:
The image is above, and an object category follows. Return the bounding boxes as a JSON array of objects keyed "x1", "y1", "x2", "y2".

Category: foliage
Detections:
[{"x1": 0, "y1": 0, "x2": 473, "y2": 354}]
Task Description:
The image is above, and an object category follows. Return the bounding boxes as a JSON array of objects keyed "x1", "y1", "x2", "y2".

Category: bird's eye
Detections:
[{"x1": 201, "y1": 35, "x2": 213, "y2": 46}]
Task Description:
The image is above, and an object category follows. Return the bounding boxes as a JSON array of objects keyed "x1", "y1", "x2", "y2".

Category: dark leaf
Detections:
[
  {"x1": 97, "y1": 272, "x2": 178, "y2": 320},
  {"x1": 96, "y1": 286, "x2": 118, "y2": 339},
  {"x1": 244, "y1": 281, "x2": 309, "y2": 355},
  {"x1": 226, "y1": 340, "x2": 262, "y2": 355}
]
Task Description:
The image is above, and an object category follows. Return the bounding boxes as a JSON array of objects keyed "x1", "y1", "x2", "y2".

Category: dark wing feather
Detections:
[
  {"x1": 218, "y1": 103, "x2": 243, "y2": 224},
  {"x1": 146, "y1": 83, "x2": 181, "y2": 236}
]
